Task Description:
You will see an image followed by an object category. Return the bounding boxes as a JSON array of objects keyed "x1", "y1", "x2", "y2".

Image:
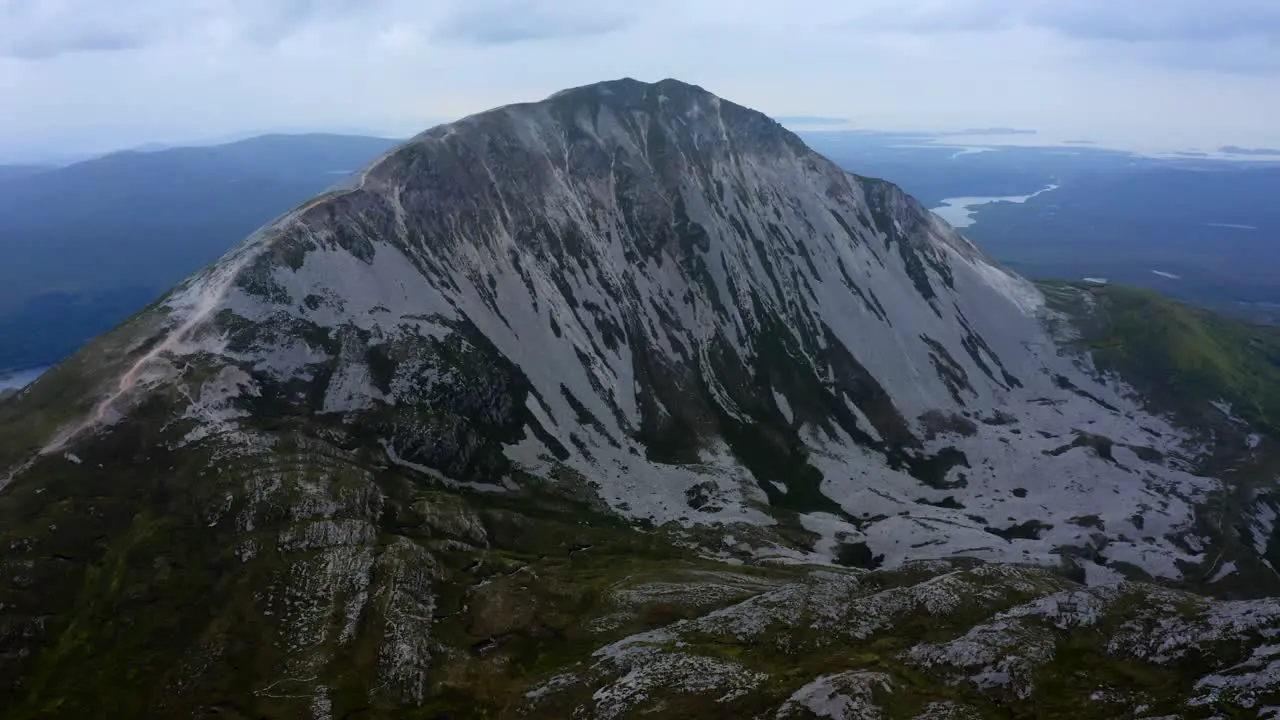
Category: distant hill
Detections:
[
  {"x1": 0, "y1": 133, "x2": 401, "y2": 370},
  {"x1": 0, "y1": 165, "x2": 51, "y2": 181}
]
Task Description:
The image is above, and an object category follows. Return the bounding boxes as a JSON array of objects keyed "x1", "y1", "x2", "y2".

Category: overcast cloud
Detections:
[{"x1": 1, "y1": 0, "x2": 1279, "y2": 161}]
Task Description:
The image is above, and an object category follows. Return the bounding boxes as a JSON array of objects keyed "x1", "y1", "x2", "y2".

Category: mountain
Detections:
[
  {"x1": 0, "y1": 165, "x2": 50, "y2": 181},
  {"x1": 0, "y1": 133, "x2": 402, "y2": 373},
  {"x1": 1, "y1": 79, "x2": 1278, "y2": 717}
]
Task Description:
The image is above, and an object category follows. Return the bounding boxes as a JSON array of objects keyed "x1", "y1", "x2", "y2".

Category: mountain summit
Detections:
[{"x1": 2, "y1": 79, "x2": 1278, "y2": 717}]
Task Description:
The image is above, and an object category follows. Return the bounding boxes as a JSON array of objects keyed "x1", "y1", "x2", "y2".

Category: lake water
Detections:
[
  {"x1": 1203, "y1": 223, "x2": 1257, "y2": 231},
  {"x1": 0, "y1": 365, "x2": 51, "y2": 391},
  {"x1": 931, "y1": 184, "x2": 1059, "y2": 229}
]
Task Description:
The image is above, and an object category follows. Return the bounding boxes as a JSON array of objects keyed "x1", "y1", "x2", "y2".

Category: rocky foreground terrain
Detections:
[{"x1": 1, "y1": 78, "x2": 1278, "y2": 718}]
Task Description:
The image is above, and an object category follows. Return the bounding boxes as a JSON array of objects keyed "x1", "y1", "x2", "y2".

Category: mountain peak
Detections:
[
  {"x1": 408, "y1": 76, "x2": 806, "y2": 171},
  {"x1": 12, "y1": 75, "x2": 1188, "y2": 571},
  {"x1": 546, "y1": 76, "x2": 715, "y2": 103},
  {"x1": 2, "y1": 80, "x2": 1279, "y2": 716}
]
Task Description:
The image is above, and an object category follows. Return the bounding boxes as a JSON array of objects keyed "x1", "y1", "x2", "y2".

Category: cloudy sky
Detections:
[{"x1": 2, "y1": 0, "x2": 1279, "y2": 161}]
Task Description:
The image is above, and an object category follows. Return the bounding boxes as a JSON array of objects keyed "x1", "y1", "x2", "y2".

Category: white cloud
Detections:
[
  {"x1": 0, "y1": 0, "x2": 1279, "y2": 160},
  {"x1": 432, "y1": 0, "x2": 636, "y2": 45}
]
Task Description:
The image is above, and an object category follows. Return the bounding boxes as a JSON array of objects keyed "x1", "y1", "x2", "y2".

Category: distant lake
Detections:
[
  {"x1": 0, "y1": 365, "x2": 51, "y2": 391},
  {"x1": 931, "y1": 185, "x2": 1059, "y2": 229}
]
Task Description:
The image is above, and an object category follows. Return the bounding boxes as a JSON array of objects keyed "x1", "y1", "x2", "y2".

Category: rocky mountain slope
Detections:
[{"x1": 0, "y1": 78, "x2": 1277, "y2": 718}]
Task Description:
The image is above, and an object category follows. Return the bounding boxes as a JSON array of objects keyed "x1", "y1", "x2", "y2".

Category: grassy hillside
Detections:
[{"x1": 1041, "y1": 281, "x2": 1280, "y2": 438}]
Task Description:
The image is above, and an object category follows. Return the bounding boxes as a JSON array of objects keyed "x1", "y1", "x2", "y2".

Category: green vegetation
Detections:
[
  {"x1": 1041, "y1": 281, "x2": 1280, "y2": 437},
  {"x1": 0, "y1": 416, "x2": 763, "y2": 718},
  {"x1": 7, "y1": 362, "x2": 1272, "y2": 719},
  {"x1": 521, "y1": 562, "x2": 1274, "y2": 719},
  {"x1": 1042, "y1": 280, "x2": 1280, "y2": 597},
  {"x1": 3, "y1": 374, "x2": 1275, "y2": 717}
]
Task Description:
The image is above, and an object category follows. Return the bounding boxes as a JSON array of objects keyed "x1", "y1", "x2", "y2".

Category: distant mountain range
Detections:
[
  {"x1": 803, "y1": 130, "x2": 1280, "y2": 324},
  {"x1": 0, "y1": 165, "x2": 51, "y2": 181},
  {"x1": 0, "y1": 133, "x2": 401, "y2": 371}
]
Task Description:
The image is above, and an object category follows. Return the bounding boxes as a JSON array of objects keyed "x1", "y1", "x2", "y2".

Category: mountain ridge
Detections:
[
  {"x1": 2, "y1": 76, "x2": 1255, "y2": 576},
  {"x1": 1, "y1": 78, "x2": 1278, "y2": 717}
]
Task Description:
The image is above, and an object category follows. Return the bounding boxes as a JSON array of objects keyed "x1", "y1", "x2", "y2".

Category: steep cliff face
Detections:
[{"x1": 0, "y1": 78, "x2": 1277, "y2": 717}]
